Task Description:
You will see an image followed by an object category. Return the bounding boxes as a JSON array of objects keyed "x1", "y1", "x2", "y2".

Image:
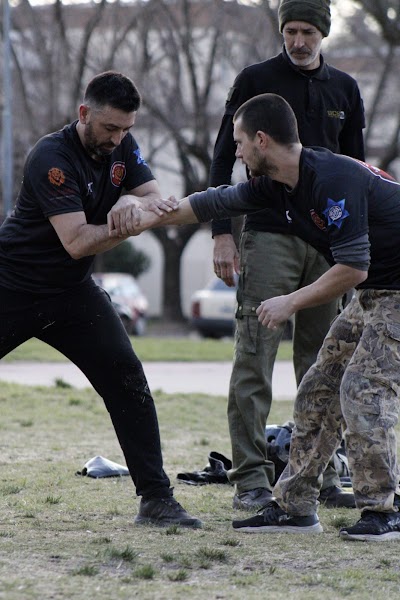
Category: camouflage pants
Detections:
[{"x1": 274, "y1": 289, "x2": 400, "y2": 515}]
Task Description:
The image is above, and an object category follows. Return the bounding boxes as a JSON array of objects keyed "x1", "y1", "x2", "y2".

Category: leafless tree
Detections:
[
  {"x1": 2, "y1": 0, "x2": 278, "y2": 321},
  {"x1": 3, "y1": 0, "x2": 399, "y2": 321},
  {"x1": 330, "y1": 0, "x2": 400, "y2": 175},
  {"x1": 125, "y1": 0, "x2": 279, "y2": 319}
]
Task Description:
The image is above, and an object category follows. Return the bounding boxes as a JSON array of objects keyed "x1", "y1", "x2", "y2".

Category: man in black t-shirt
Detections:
[
  {"x1": 208, "y1": 0, "x2": 365, "y2": 512},
  {"x1": 127, "y1": 93, "x2": 400, "y2": 542},
  {"x1": 0, "y1": 71, "x2": 202, "y2": 529}
]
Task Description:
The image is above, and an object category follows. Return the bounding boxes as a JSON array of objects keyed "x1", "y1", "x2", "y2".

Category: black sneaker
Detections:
[
  {"x1": 232, "y1": 501, "x2": 323, "y2": 534},
  {"x1": 339, "y1": 510, "x2": 400, "y2": 541},
  {"x1": 319, "y1": 485, "x2": 356, "y2": 508},
  {"x1": 233, "y1": 487, "x2": 273, "y2": 511},
  {"x1": 134, "y1": 497, "x2": 203, "y2": 528}
]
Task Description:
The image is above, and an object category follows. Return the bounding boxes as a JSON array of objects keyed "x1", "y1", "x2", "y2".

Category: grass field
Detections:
[
  {"x1": 1, "y1": 377, "x2": 400, "y2": 599},
  {"x1": 3, "y1": 336, "x2": 293, "y2": 363}
]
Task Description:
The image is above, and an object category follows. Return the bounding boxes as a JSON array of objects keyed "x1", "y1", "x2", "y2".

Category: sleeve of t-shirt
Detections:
[
  {"x1": 209, "y1": 68, "x2": 257, "y2": 236},
  {"x1": 122, "y1": 135, "x2": 156, "y2": 191},
  {"x1": 314, "y1": 170, "x2": 370, "y2": 269},
  {"x1": 26, "y1": 145, "x2": 86, "y2": 218},
  {"x1": 338, "y1": 82, "x2": 366, "y2": 161},
  {"x1": 190, "y1": 178, "x2": 276, "y2": 223}
]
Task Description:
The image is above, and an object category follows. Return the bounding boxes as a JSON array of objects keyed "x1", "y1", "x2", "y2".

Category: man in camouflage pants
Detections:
[{"x1": 122, "y1": 93, "x2": 400, "y2": 541}]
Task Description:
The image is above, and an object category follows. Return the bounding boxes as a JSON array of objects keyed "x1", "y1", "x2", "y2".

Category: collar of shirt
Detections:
[{"x1": 281, "y1": 45, "x2": 330, "y2": 81}]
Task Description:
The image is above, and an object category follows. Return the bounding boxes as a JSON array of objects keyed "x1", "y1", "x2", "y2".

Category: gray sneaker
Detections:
[
  {"x1": 233, "y1": 487, "x2": 273, "y2": 511},
  {"x1": 339, "y1": 510, "x2": 400, "y2": 541},
  {"x1": 134, "y1": 497, "x2": 203, "y2": 528},
  {"x1": 232, "y1": 501, "x2": 323, "y2": 534}
]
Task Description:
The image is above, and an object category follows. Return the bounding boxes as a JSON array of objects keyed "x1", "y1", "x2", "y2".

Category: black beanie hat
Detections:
[{"x1": 278, "y1": 0, "x2": 331, "y2": 38}]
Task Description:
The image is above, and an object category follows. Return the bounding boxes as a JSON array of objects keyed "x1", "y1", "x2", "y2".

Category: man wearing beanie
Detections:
[{"x1": 209, "y1": 0, "x2": 365, "y2": 512}]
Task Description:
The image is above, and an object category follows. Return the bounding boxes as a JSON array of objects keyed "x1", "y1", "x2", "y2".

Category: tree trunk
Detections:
[{"x1": 151, "y1": 223, "x2": 201, "y2": 321}]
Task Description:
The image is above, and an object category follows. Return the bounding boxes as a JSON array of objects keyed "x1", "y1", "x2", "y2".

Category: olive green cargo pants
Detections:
[{"x1": 228, "y1": 231, "x2": 339, "y2": 493}]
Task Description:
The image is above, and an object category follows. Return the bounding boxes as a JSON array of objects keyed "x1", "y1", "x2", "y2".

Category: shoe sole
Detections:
[
  {"x1": 340, "y1": 530, "x2": 400, "y2": 542},
  {"x1": 233, "y1": 523, "x2": 323, "y2": 534},
  {"x1": 134, "y1": 516, "x2": 203, "y2": 529}
]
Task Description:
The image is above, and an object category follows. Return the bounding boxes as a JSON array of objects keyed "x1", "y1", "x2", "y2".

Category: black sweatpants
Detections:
[{"x1": 0, "y1": 278, "x2": 171, "y2": 499}]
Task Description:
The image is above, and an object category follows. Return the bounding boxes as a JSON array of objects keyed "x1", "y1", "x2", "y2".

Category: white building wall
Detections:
[{"x1": 132, "y1": 228, "x2": 214, "y2": 318}]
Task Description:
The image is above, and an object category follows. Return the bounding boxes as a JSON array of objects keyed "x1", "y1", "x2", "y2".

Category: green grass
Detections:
[
  {"x1": 1, "y1": 380, "x2": 400, "y2": 599},
  {"x1": 4, "y1": 336, "x2": 293, "y2": 362}
]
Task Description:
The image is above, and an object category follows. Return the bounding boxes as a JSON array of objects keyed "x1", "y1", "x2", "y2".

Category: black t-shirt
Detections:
[
  {"x1": 192, "y1": 147, "x2": 400, "y2": 290},
  {"x1": 0, "y1": 122, "x2": 155, "y2": 294},
  {"x1": 209, "y1": 49, "x2": 366, "y2": 236}
]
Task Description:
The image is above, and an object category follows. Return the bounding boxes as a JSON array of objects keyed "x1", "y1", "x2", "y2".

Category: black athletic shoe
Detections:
[
  {"x1": 319, "y1": 485, "x2": 356, "y2": 508},
  {"x1": 339, "y1": 510, "x2": 400, "y2": 541},
  {"x1": 233, "y1": 487, "x2": 273, "y2": 511},
  {"x1": 232, "y1": 501, "x2": 323, "y2": 534},
  {"x1": 134, "y1": 497, "x2": 203, "y2": 528}
]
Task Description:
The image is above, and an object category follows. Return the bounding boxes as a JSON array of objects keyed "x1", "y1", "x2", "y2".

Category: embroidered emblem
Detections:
[
  {"x1": 110, "y1": 162, "x2": 126, "y2": 187},
  {"x1": 310, "y1": 209, "x2": 326, "y2": 231},
  {"x1": 327, "y1": 110, "x2": 345, "y2": 120},
  {"x1": 285, "y1": 210, "x2": 292, "y2": 223},
  {"x1": 87, "y1": 182, "x2": 93, "y2": 194},
  {"x1": 48, "y1": 167, "x2": 65, "y2": 187},
  {"x1": 133, "y1": 148, "x2": 147, "y2": 166},
  {"x1": 322, "y1": 198, "x2": 350, "y2": 229}
]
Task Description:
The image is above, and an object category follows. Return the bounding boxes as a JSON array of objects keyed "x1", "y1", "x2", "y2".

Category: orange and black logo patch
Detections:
[
  {"x1": 48, "y1": 167, "x2": 66, "y2": 187},
  {"x1": 310, "y1": 209, "x2": 326, "y2": 231},
  {"x1": 110, "y1": 162, "x2": 126, "y2": 187}
]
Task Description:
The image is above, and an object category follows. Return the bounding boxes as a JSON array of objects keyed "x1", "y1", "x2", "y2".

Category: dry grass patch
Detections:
[{"x1": 0, "y1": 382, "x2": 400, "y2": 599}]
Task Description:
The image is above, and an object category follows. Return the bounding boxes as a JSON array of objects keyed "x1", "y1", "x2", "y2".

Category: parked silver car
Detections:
[
  {"x1": 190, "y1": 276, "x2": 237, "y2": 339},
  {"x1": 190, "y1": 275, "x2": 294, "y2": 340},
  {"x1": 92, "y1": 272, "x2": 148, "y2": 336}
]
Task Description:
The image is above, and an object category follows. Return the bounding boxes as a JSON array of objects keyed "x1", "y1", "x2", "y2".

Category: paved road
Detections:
[{"x1": 0, "y1": 360, "x2": 297, "y2": 399}]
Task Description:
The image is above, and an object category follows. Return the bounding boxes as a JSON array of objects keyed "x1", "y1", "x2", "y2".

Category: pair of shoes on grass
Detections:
[{"x1": 232, "y1": 500, "x2": 400, "y2": 541}]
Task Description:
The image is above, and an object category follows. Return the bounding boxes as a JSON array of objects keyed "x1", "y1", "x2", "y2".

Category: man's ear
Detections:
[
  {"x1": 256, "y1": 130, "x2": 269, "y2": 149},
  {"x1": 78, "y1": 104, "x2": 89, "y2": 124}
]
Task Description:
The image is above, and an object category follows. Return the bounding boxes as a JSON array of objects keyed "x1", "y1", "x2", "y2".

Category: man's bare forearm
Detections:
[{"x1": 134, "y1": 197, "x2": 199, "y2": 234}]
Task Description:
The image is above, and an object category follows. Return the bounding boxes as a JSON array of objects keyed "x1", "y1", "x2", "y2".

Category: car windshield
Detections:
[{"x1": 106, "y1": 281, "x2": 140, "y2": 296}]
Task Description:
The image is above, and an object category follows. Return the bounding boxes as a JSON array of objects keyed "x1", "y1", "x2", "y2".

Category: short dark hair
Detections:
[
  {"x1": 83, "y1": 71, "x2": 141, "y2": 113},
  {"x1": 234, "y1": 93, "x2": 300, "y2": 145}
]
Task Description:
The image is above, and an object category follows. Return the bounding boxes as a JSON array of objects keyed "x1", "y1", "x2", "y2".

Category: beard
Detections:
[
  {"x1": 83, "y1": 122, "x2": 115, "y2": 158},
  {"x1": 286, "y1": 39, "x2": 322, "y2": 69},
  {"x1": 248, "y1": 152, "x2": 277, "y2": 178}
]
